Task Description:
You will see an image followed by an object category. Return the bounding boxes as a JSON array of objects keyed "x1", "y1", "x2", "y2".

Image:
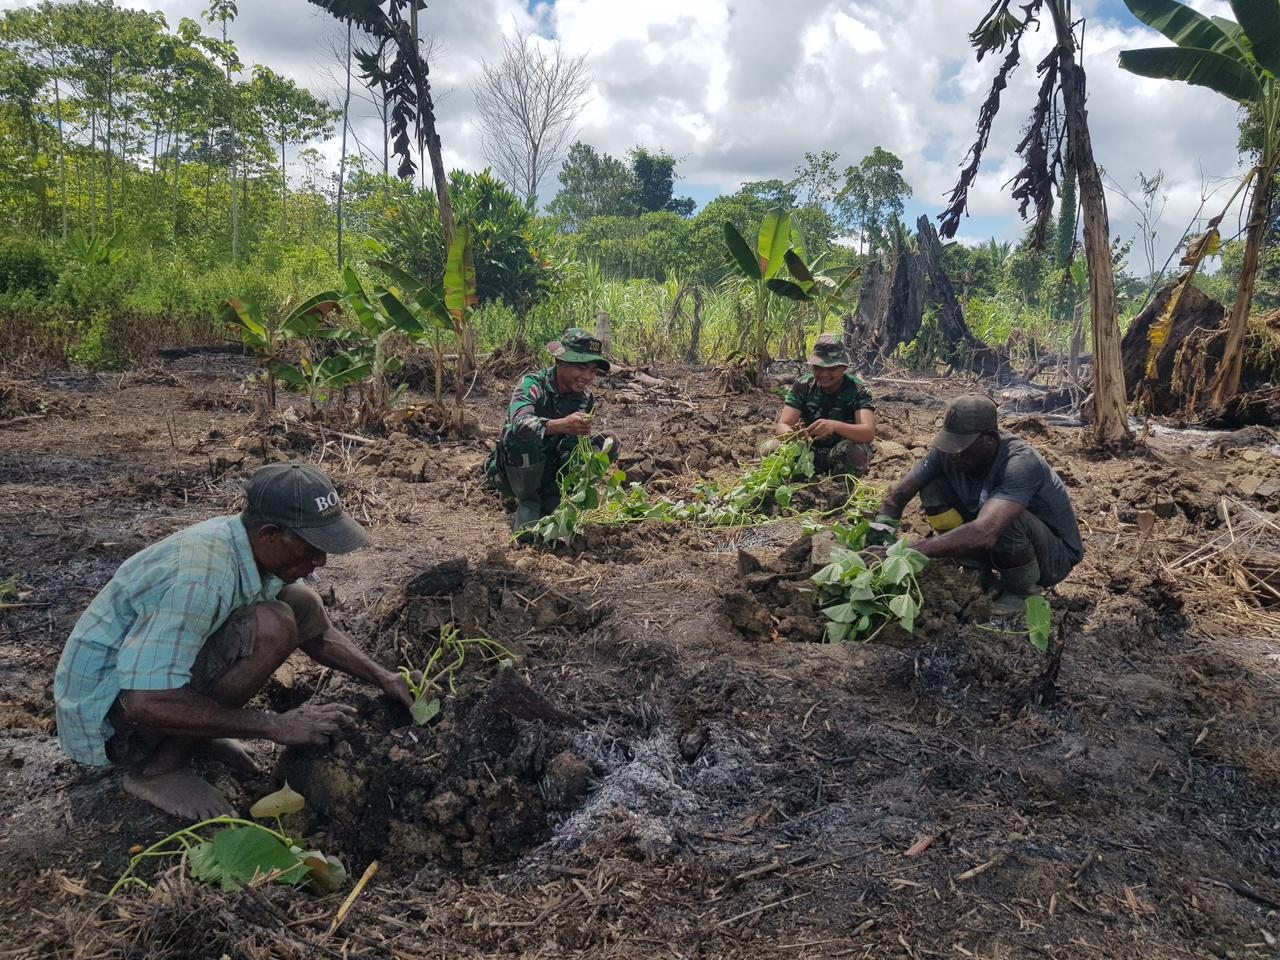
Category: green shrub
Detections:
[{"x1": 0, "y1": 238, "x2": 57, "y2": 297}]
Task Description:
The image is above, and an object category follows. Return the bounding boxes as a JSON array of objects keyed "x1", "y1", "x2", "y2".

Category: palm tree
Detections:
[{"x1": 1119, "y1": 0, "x2": 1279, "y2": 408}]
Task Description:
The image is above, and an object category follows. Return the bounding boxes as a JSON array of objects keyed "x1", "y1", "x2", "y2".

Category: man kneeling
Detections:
[
  {"x1": 877, "y1": 394, "x2": 1084, "y2": 613},
  {"x1": 763, "y1": 334, "x2": 876, "y2": 476},
  {"x1": 54, "y1": 462, "x2": 413, "y2": 819}
]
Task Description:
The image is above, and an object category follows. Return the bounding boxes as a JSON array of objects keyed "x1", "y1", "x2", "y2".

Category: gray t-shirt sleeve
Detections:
[
  {"x1": 988, "y1": 446, "x2": 1042, "y2": 508},
  {"x1": 909, "y1": 450, "x2": 943, "y2": 488}
]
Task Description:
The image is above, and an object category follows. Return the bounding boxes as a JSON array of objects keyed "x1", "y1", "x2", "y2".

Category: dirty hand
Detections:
[
  {"x1": 379, "y1": 669, "x2": 416, "y2": 711},
  {"x1": 548, "y1": 411, "x2": 593, "y2": 437},
  {"x1": 806, "y1": 419, "x2": 838, "y2": 440},
  {"x1": 270, "y1": 703, "x2": 358, "y2": 747}
]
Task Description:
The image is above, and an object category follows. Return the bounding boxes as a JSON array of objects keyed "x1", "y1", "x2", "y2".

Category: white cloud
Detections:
[{"x1": 3, "y1": 0, "x2": 1251, "y2": 270}]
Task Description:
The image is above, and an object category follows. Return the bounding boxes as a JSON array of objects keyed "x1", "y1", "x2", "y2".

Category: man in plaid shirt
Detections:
[{"x1": 54, "y1": 462, "x2": 414, "y2": 819}]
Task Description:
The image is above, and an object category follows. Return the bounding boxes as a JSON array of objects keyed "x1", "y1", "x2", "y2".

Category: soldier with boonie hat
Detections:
[
  {"x1": 486, "y1": 327, "x2": 619, "y2": 537},
  {"x1": 763, "y1": 333, "x2": 877, "y2": 476}
]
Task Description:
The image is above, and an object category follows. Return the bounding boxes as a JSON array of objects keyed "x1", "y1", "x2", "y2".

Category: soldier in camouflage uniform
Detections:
[
  {"x1": 763, "y1": 333, "x2": 877, "y2": 475},
  {"x1": 486, "y1": 328, "x2": 618, "y2": 534}
]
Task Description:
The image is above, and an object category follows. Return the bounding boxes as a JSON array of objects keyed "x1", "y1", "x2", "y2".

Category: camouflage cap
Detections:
[
  {"x1": 547, "y1": 327, "x2": 610, "y2": 372},
  {"x1": 808, "y1": 333, "x2": 851, "y2": 368},
  {"x1": 932, "y1": 394, "x2": 998, "y2": 454}
]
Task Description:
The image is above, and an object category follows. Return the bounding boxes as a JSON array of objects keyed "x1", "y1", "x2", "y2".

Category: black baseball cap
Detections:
[
  {"x1": 243, "y1": 462, "x2": 370, "y2": 554},
  {"x1": 932, "y1": 395, "x2": 998, "y2": 454}
]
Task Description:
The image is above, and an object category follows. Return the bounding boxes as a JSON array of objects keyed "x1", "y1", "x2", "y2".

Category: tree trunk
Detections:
[
  {"x1": 279, "y1": 133, "x2": 288, "y2": 231},
  {"x1": 595, "y1": 310, "x2": 612, "y2": 356},
  {"x1": 1068, "y1": 300, "x2": 1084, "y2": 384},
  {"x1": 1051, "y1": 2, "x2": 1131, "y2": 444},
  {"x1": 53, "y1": 69, "x2": 68, "y2": 242},
  {"x1": 88, "y1": 110, "x2": 97, "y2": 241},
  {"x1": 337, "y1": 18, "x2": 353, "y2": 270},
  {"x1": 104, "y1": 66, "x2": 114, "y2": 222},
  {"x1": 1209, "y1": 159, "x2": 1276, "y2": 408}
]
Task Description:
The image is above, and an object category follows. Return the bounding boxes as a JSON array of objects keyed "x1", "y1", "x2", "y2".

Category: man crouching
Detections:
[{"x1": 54, "y1": 462, "x2": 413, "y2": 819}]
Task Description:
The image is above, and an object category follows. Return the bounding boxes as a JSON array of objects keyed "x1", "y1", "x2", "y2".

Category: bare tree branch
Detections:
[{"x1": 471, "y1": 32, "x2": 591, "y2": 206}]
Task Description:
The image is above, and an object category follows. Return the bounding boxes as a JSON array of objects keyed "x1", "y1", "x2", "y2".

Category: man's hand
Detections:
[
  {"x1": 269, "y1": 703, "x2": 358, "y2": 748},
  {"x1": 379, "y1": 670, "x2": 416, "y2": 712},
  {"x1": 806, "y1": 419, "x2": 838, "y2": 440},
  {"x1": 547, "y1": 411, "x2": 593, "y2": 437}
]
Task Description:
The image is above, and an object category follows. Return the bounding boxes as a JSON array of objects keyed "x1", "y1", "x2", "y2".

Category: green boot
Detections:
[
  {"x1": 991, "y1": 558, "x2": 1042, "y2": 614},
  {"x1": 506, "y1": 463, "x2": 546, "y2": 539}
]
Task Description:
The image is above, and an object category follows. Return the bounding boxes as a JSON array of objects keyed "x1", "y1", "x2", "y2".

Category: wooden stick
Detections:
[
  {"x1": 717, "y1": 892, "x2": 807, "y2": 926},
  {"x1": 326, "y1": 860, "x2": 379, "y2": 937}
]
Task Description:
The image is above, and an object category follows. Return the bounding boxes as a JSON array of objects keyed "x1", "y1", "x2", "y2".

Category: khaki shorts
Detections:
[{"x1": 105, "y1": 584, "x2": 330, "y2": 765}]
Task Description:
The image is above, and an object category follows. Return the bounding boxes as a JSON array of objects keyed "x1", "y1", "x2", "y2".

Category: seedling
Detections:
[
  {"x1": 110, "y1": 784, "x2": 345, "y2": 896},
  {"x1": 399, "y1": 624, "x2": 514, "y2": 725},
  {"x1": 533, "y1": 436, "x2": 622, "y2": 543},
  {"x1": 1025, "y1": 595, "x2": 1052, "y2": 653}
]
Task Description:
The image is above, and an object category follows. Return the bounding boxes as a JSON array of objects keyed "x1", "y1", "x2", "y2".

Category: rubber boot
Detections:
[
  {"x1": 991, "y1": 558, "x2": 1043, "y2": 614},
  {"x1": 506, "y1": 463, "x2": 545, "y2": 541}
]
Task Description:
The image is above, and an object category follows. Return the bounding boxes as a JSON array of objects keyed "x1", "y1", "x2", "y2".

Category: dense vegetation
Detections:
[{"x1": 0, "y1": 0, "x2": 1268, "y2": 378}]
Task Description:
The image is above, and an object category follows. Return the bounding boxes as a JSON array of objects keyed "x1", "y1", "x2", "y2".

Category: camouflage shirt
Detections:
[
  {"x1": 784, "y1": 373, "x2": 875, "y2": 447},
  {"x1": 502, "y1": 366, "x2": 596, "y2": 454}
]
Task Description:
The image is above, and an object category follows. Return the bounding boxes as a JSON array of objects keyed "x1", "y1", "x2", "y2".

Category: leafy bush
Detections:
[{"x1": 0, "y1": 238, "x2": 57, "y2": 297}]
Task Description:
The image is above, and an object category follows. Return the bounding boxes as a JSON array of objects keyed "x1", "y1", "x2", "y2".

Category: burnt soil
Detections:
[{"x1": 0, "y1": 356, "x2": 1278, "y2": 959}]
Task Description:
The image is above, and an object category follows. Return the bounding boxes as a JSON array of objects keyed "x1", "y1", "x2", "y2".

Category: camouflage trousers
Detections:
[
  {"x1": 486, "y1": 432, "x2": 620, "y2": 504},
  {"x1": 760, "y1": 437, "x2": 872, "y2": 477}
]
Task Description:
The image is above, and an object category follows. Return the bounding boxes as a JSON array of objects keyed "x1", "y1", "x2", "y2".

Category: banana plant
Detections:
[
  {"x1": 723, "y1": 208, "x2": 805, "y2": 383},
  {"x1": 371, "y1": 225, "x2": 477, "y2": 424},
  {"x1": 338, "y1": 266, "x2": 423, "y2": 411},
  {"x1": 223, "y1": 291, "x2": 341, "y2": 408},
  {"x1": 371, "y1": 259, "x2": 455, "y2": 404},
  {"x1": 271, "y1": 350, "x2": 373, "y2": 408},
  {"x1": 1119, "y1": 0, "x2": 1280, "y2": 407}
]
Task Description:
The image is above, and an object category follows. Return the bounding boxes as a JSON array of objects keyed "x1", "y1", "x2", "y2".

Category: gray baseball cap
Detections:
[
  {"x1": 932, "y1": 395, "x2": 998, "y2": 454},
  {"x1": 244, "y1": 462, "x2": 370, "y2": 554}
]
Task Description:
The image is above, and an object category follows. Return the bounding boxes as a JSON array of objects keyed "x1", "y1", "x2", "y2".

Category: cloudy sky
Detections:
[{"x1": 6, "y1": 0, "x2": 1250, "y2": 269}]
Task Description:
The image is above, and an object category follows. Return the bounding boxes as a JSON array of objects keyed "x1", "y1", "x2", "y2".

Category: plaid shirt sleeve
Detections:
[{"x1": 116, "y1": 578, "x2": 227, "y2": 690}]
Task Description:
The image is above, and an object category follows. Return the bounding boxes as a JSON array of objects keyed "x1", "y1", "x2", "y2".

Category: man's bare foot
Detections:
[
  {"x1": 197, "y1": 738, "x2": 262, "y2": 776},
  {"x1": 123, "y1": 768, "x2": 235, "y2": 821}
]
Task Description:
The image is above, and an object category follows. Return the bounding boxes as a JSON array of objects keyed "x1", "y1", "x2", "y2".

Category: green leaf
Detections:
[
  {"x1": 824, "y1": 622, "x2": 851, "y2": 643},
  {"x1": 370, "y1": 259, "x2": 428, "y2": 295},
  {"x1": 758, "y1": 207, "x2": 792, "y2": 279},
  {"x1": 188, "y1": 827, "x2": 308, "y2": 891},
  {"x1": 1122, "y1": 0, "x2": 1251, "y2": 62},
  {"x1": 376, "y1": 287, "x2": 425, "y2": 336},
  {"x1": 1228, "y1": 0, "x2": 1280, "y2": 76},
  {"x1": 444, "y1": 225, "x2": 478, "y2": 324},
  {"x1": 887, "y1": 593, "x2": 919, "y2": 632},
  {"x1": 783, "y1": 248, "x2": 816, "y2": 286},
  {"x1": 812, "y1": 562, "x2": 842, "y2": 585},
  {"x1": 299, "y1": 851, "x2": 347, "y2": 894},
  {"x1": 879, "y1": 556, "x2": 912, "y2": 585},
  {"x1": 765, "y1": 278, "x2": 811, "y2": 301},
  {"x1": 284, "y1": 291, "x2": 341, "y2": 326},
  {"x1": 822, "y1": 601, "x2": 859, "y2": 623},
  {"x1": 222, "y1": 298, "x2": 267, "y2": 343},
  {"x1": 411, "y1": 697, "x2": 441, "y2": 725},
  {"x1": 1117, "y1": 45, "x2": 1263, "y2": 103},
  {"x1": 249, "y1": 782, "x2": 305, "y2": 818},
  {"x1": 1026, "y1": 595, "x2": 1052, "y2": 654},
  {"x1": 723, "y1": 222, "x2": 762, "y2": 280}
]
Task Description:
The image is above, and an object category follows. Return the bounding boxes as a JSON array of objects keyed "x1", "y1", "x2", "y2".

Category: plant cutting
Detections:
[
  {"x1": 399, "y1": 623, "x2": 514, "y2": 725},
  {"x1": 811, "y1": 537, "x2": 929, "y2": 643}
]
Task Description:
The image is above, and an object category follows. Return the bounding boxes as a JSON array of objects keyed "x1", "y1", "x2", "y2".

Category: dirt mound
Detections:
[
  {"x1": 279, "y1": 667, "x2": 582, "y2": 877},
  {"x1": 0, "y1": 379, "x2": 75, "y2": 422}
]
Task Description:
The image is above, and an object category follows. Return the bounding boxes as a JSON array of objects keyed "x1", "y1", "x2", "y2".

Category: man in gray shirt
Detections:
[{"x1": 878, "y1": 394, "x2": 1083, "y2": 613}]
